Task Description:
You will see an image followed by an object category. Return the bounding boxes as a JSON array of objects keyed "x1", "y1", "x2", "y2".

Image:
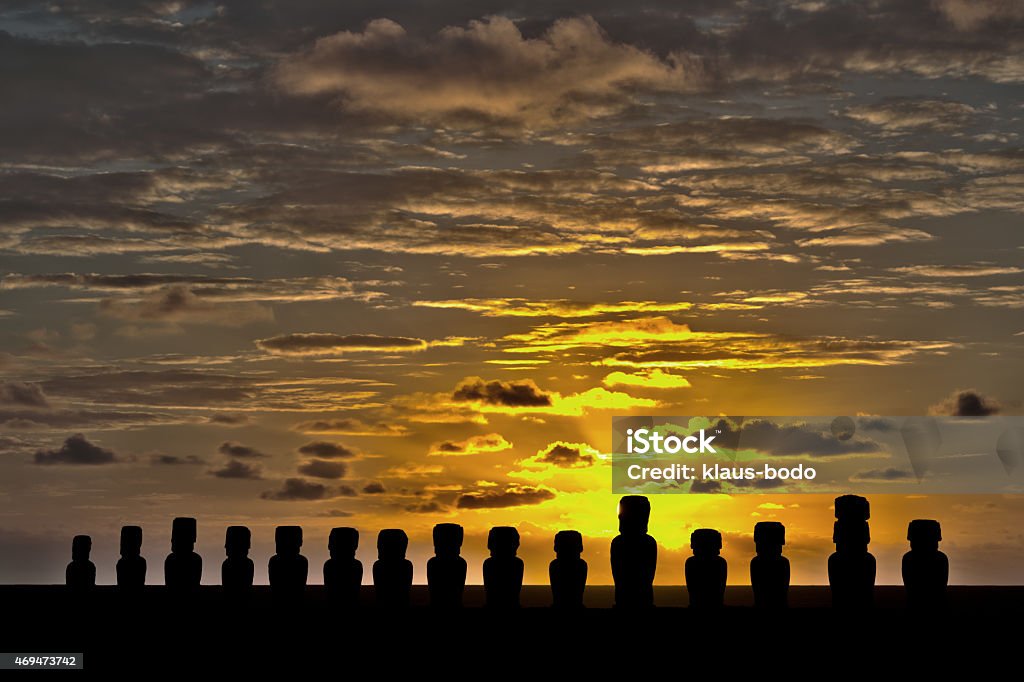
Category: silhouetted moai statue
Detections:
[
  {"x1": 221, "y1": 526, "x2": 254, "y2": 595},
  {"x1": 66, "y1": 535, "x2": 95, "y2": 590},
  {"x1": 902, "y1": 519, "x2": 948, "y2": 609},
  {"x1": 549, "y1": 530, "x2": 587, "y2": 609},
  {"x1": 611, "y1": 495, "x2": 657, "y2": 608},
  {"x1": 686, "y1": 528, "x2": 727, "y2": 609},
  {"x1": 828, "y1": 495, "x2": 875, "y2": 609},
  {"x1": 750, "y1": 521, "x2": 789, "y2": 609},
  {"x1": 164, "y1": 517, "x2": 202, "y2": 591},
  {"x1": 116, "y1": 525, "x2": 146, "y2": 590},
  {"x1": 269, "y1": 526, "x2": 307, "y2": 601},
  {"x1": 324, "y1": 527, "x2": 362, "y2": 608},
  {"x1": 484, "y1": 526, "x2": 524, "y2": 608},
  {"x1": 373, "y1": 529, "x2": 413, "y2": 608},
  {"x1": 427, "y1": 523, "x2": 466, "y2": 609}
]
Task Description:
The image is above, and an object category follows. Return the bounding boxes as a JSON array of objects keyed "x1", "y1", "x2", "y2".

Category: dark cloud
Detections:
[
  {"x1": 689, "y1": 479, "x2": 724, "y2": 493},
  {"x1": 362, "y1": 481, "x2": 386, "y2": 494},
  {"x1": 929, "y1": 389, "x2": 1001, "y2": 416},
  {"x1": 535, "y1": 443, "x2": 595, "y2": 468},
  {"x1": 292, "y1": 418, "x2": 409, "y2": 436},
  {"x1": 452, "y1": 377, "x2": 552, "y2": 407},
  {"x1": 0, "y1": 382, "x2": 49, "y2": 408},
  {"x1": 857, "y1": 417, "x2": 898, "y2": 433},
  {"x1": 297, "y1": 459, "x2": 348, "y2": 479},
  {"x1": 845, "y1": 97, "x2": 977, "y2": 132},
  {"x1": 850, "y1": 467, "x2": 914, "y2": 482},
  {"x1": 260, "y1": 477, "x2": 331, "y2": 501},
  {"x1": 708, "y1": 418, "x2": 882, "y2": 457},
  {"x1": 151, "y1": 454, "x2": 205, "y2": 466},
  {"x1": 209, "y1": 459, "x2": 263, "y2": 479},
  {"x1": 207, "y1": 413, "x2": 251, "y2": 426},
  {"x1": 257, "y1": 332, "x2": 427, "y2": 355},
  {"x1": 33, "y1": 433, "x2": 119, "y2": 465},
  {"x1": 316, "y1": 509, "x2": 355, "y2": 517},
  {"x1": 337, "y1": 485, "x2": 359, "y2": 497},
  {"x1": 456, "y1": 486, "x2": 555, "y2": 509},
  {"x1": 297, "y1": 441, "x2": 357, "y2": 458},
  {"x1": 405, "y1": 501, "x2": 447, "y2": 513},
  {"x1": 217, "y1": 441, "x2": 268, "y2": 458}
]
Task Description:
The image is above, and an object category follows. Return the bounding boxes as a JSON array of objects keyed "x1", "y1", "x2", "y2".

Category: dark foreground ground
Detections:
[{"x1": 1, "y1": 585, "x2": 1020, "y2": 672}]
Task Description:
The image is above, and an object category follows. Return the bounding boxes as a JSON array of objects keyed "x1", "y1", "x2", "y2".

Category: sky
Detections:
[{"x1": 0, "y1": 0, "x2": 1022, "y2": 586}]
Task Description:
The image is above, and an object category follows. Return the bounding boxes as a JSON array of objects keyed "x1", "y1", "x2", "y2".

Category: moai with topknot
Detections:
[
  {"x1": 164, "y1": 517, "x2": 202, "y2": 591},
  {"x1": 549, "y1": 530, "x2": 587, "y2": 609},
  {"x1": 427, "y1": 523, "x2": 467, "y2": 609},
  {"x1": 750, "y1": 521, "x2": 789, "y2": 608},
  {"x1": 373, "y1": 529, "x2": 413, "y2": 608},
  {"x1": 222, "y1": 526, "x2": 254, "y2": 594},
  {"x1": 828, "y1": 495, "x2": 875, "y2": 608},
  {"x1": 610, "y1": 495, "x2": 657, "y2": 608},
  {"x1": 902, "y1": 519, "x2": 948, "y2": 609},
  {"x1": 66, "y1": 535, "x2": 96, "y2": 590},
  {"x1": 116, "y1": 525, "x2": 146, "y2": 590},
  {"x1": 269, "y1": 526, "x2": 307, "y2": 600},
  {"x1": 324, "y1": 527, "x2": 362, "y2": 608},
  {"x1": 685, "y1": 528, "x2": 727, "y2": 609},
  {"x1": 484, "y1": 526, "x2": 524, "y2": 608}
]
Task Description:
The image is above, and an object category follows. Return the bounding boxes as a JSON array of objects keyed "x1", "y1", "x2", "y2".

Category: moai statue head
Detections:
[
  {"x1": 907, "y1": 519, "x2": 941, "y2": 552},
  {"x1": 225, "y1": 526, "x2": 251, "y2": 559},
  {"x1": 377, "y1": 529, "x2": 409, "y2": 561},
  {"x1": 617, "y1": 495, "x2": 651, "y2": 535},
  {"x1": 275, "y1": 526, "x2": 303, "y2": 557},
  {"x1": 487, "y1": 526, "x2": 521, "y2": 558},
  {"x1": 432, "y1": 523, "x2": 464, "y2": 558},
  {"x1": 554, "y1": 530, "x2": 583, "y2": 560},
  {"x1": 834, "y1": 495, "x2": 870, "y2": 521},
  {"x1": 171, "y1": 517, "x2": 197, "y2": 553},
  {"x1": 72, "y1": 535, "x2": 92, "y2": 562},
  {"x1": 833, "y1": 520, "x2": 870, "y2": 550},
  {"x1": 690, "y1": 528, "x2": 723, "y2": 557},
  {"x1": 753, "y1": 521, "x2": 785, "y2": 557},
  {"x1": 120, "y1": 525, "x2": 143, "y2": 558},
  {"x1": 329, "y1": 527, "x2": 359, "y2": 560}
]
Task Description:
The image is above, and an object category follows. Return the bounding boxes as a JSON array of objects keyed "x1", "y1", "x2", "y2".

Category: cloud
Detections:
[
  {"x1": 33, "y1": 433, "x2": 119, "y2": 465},
  {"x1": 99, "y1": 285, "x2": 274, "y2": 326},
  {"x1": 707, "y1": 418, "x2": 882, "y2": 458},
  {"x1": 275, "y1": 16, "x2": 703, "y2": 128},
  {"x1": 260, "y1": 478, "x2": 333, "y2": 501},
  {"x1": 689, "y1": 479, "x2": 724, "y2": 493},
  {"x1": 456, "y1": 485, "x2": 556, "y2": 509},
  {"x1": 602, "y1": 369, "x2": 691, "y2": 390},
  {"x1": 151, "y1": 454, "x2": 205, "y2": 466},
  {"x1": 850, "y1": 467, "x2": 914, "y2": 482},
  {"x1": 292, "y1": 418, "x2": 409, "y2": 436},
  {"x1": 256, "y1": 332, "x2": 427, "y2": 355},
  {"x1": 532, "y1": 441, "x2": 596, "y2": 469},
  {"x1": 316, "y1": 509, "x2": 355, "y2": 518},
  {"x1": 209, "y1": 460, "x2": 263, "y2": 479},
  {"x1": 207, "y1": 413, "x2": 251, "y2": 426},
  {"x1": 413, "y1": 298, "x2": 694, "y2": 318},
  {"x1": 0, "y1": 382, "x2": 49, "y2": 408},
  {"x1": 929, "y1": 389, "x2": 1001, "y2": 416},
  {"x1": 452, "y1": 377, "x2": 552, "y2": 407},
  {"x1": 362, "y1": 481, "x2": 387, "y2": 494},
  {"x1": 405, "y1": 501, "x2": 447, "y2": 514},
  {"x1": 429, "y1": 433, "x2": 512, "y2": 456},
  {"x1": 889, "y1": 264, "x2": 1023, "y2": 278},
  {"x1": 297, "y1": 459, "x2": 348, "y2": 479},
  {"x1": 217, "y1": 441, "x2": 269, "y2": 458},
  {"x1": 297, "y1": 441, "x2": 357, "y2": 458},
  {"x1": 845, "y1": 98, "x2": 977, "y2": 131}
]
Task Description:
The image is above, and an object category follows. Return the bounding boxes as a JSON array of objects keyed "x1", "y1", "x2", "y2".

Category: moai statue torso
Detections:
[
  {"x1": 269, "y1": 526, "x2": 308, "y2": 600},
  {"x1": 611, "y1": 495, "x2": 657, "y2": 608},
  {"x1": 427, "y1": 523, "x2": 467, "y2": 608},
  {"x1": 324, "y1": 527, "x2": 362, "y2": 607},
  {"x1": 221, "y1": 525, "x2": 254, "y2": 594},
  {"x1": 750, "y1": 521, "x2": 789, "y2": 609},
  {"x1": 164, "y1": 517, "x2": 202, "y2": 591},
  {"x1": 483, "y1": 526, "x2": 524, "y2": 609},
  {"x1": 373, "y1": 529, "x2": 413, "y2": 608},
  {"x1": 902, "y1": 519, "x2": 948, "y2": 609},
  {"x1": 116, "y1": 525, "x2": 146, "y2": 590},
  {"x1": 829, "y1": 496, "x2": 875, "y2": 608},
  {"x1": 685, "y1": 528, "x2": 727, "y2": 609},
  {"x1": 66, "y1": 535, "x2": 96, "y2": 590},
  {"x1": 549, "y1": 530, "x2": 587, "y2": 609}
]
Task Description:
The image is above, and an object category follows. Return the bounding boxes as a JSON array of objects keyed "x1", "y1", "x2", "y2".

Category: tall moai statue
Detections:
[
  {"x1": 324, "y1": 527, "x2": 362, "y2": 608},
  {"x1": 549, "y1": 530, "x2": 587, "y2": 609},
  {"x1": 610, "y1": 495, "x2": 657, "y2": 608},
  {"x1": 427, "y1": 523, "x2": 467, "y2": 609},
  {"x1": 164, "y1": 517, "x2": 202, "y2": 591},
  {"x1": 902, "y1": 519, "x2": 948, "y2": 609},
  {"x1": 116, "y1": 525, "x2": 146, "y2": 590},
  {"x1": 750, "y1": 521, "x2": 789, "y2": 608},
  {"x1": 685, "y1": 528, "x2": 727, "y2": 609},
  {"x1": 483, "y1": 526, "x2": 524, "y2": 608},
  {"x1": 222, "y1": 526, "x2": 254, "y2": 594},
  {"x1": 269, "y1": 526, "x2": 308, "y2": 600},
  {"x1": 828, "y1": 495, "x2": 875, "y2": 608},
  {"x1": 373, "y1": 529, "x2": 413, "y2": 608},
  {"x1": 66, "y1": 535, "x2": 96, "y2": 590}
]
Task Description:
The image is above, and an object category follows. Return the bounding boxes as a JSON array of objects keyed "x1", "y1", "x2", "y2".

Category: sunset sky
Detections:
[{"x1": 1, "y1": 0, "x2": 1023, "y2": 586}]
